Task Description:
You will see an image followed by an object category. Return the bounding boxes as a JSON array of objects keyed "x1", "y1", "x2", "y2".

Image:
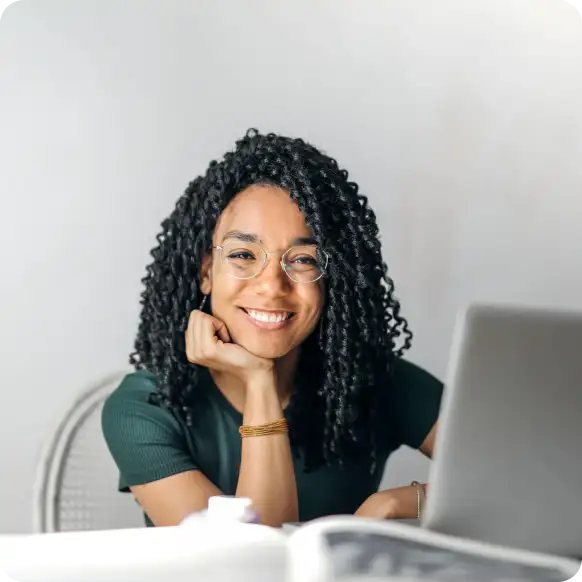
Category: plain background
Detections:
[{"x1": 0, "y1": 0, "x2": 581, "y2": 534}]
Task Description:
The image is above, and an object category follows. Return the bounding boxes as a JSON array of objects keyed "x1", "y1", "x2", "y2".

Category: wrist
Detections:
[
  {"x1": 375, "y1": 491, "x2": 402, "y2": 519},
  {"x1": 244, "y1": 367, "x2": 277, "y2": 391},
  {"x1": 374, "y1": 484, "x2": 426, "y2": 520},
  {"x1": 242, "y1": 368, "x2": 283, "y2": 421}
]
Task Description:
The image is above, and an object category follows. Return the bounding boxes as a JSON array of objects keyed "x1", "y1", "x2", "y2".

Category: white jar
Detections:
[{"x1": 180, "y1": 495, "x2": 259, "y2": 526}]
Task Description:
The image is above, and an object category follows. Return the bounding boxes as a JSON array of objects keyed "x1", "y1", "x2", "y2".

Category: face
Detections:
[{"x1": 200, "y1": 185, "x2": 325, "y2": 360}]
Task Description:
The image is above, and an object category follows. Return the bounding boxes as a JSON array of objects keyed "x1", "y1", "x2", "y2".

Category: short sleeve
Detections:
[
  {"x1": 101, "y1": 370, "x2": 199, "y2": 491},
  {"x1": 388, "y1": 358, "x2": 444, "y2": 450}
]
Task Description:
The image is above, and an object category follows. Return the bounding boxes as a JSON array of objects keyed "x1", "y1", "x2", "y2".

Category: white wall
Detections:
[{"x1": 0, "y1": 0, "x2": 581, "y2": 534}]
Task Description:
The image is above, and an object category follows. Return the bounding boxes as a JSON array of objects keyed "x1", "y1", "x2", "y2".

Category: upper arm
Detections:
[
  {"x1": 101, "y1": 371, "x2": 221, "y2": 526},
  {"x1": 388, "y1": 358, "x2": 444, "y2": 453}
]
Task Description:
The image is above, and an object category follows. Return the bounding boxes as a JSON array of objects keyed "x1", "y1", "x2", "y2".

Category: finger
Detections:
[
  {"x1": 188, "y1": 310, "x2": 232, "y2": 364},
  {"x1": 197, "y1": 313, "x2": 228, "y2": 358},
  {"x1": 186, "y1": 310, "x2": 203, "y2": 363},
  {"x1": 213, "y1": 319, "x2": 231, "y2": 343}
]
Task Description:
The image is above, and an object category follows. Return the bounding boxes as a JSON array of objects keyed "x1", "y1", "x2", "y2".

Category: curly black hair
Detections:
[{"x1": 131, "y1": 129, "x2": 412, "y2": 472}]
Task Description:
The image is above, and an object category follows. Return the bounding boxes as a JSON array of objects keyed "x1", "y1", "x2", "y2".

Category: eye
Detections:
[
  {"x1": 228, "y1": 251, "x2": 256, "y2": 261},
  {"x1": 291, "y1": 255, "x2": 318, "y2": 265}
]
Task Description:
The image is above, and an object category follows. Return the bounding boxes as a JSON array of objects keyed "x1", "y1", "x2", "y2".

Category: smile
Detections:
[{"x1": 241, "y1": 308, "x2": 295, "y2": 329}]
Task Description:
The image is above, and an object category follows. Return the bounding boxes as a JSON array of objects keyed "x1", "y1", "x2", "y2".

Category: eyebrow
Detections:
[{"x1": 221, "y1": 230, "x2": 317, "y2": 246}]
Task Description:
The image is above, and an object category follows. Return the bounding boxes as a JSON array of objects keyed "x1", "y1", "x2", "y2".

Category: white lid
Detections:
[{"x1": 207, "y1": 496, "x2": 253, "y2": 520}]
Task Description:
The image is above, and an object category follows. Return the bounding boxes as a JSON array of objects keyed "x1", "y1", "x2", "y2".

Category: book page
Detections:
[{"x1": 325, "y1": 531, "x2": 571, "y2": 581}]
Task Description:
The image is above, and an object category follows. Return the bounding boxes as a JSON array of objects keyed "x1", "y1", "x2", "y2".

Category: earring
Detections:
[{"x1": 199, "y1": 294, "x2": 207, "y2": 311}]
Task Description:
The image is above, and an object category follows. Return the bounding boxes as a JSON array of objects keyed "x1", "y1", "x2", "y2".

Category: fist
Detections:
[{"x1": 185, "y1": 310, "x2": 274, "y2": 382}]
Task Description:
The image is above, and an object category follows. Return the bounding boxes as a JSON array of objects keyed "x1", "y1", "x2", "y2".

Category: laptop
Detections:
[{"x1": 422, "y1": 303, "x2": 582, "y2": 559}]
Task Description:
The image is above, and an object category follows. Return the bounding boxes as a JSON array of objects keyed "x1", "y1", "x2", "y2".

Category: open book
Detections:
[
  {"x1": 284, "y1": 516, "x2": 581, "y2": 582},
  {"x1": 0, "y1": 515, "x2": 579, "y2": 582}
]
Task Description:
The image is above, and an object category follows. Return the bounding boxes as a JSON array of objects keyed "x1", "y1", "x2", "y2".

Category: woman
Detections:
[{"x1": 102, "y1": 129, "x2": 443, "y2": 528}]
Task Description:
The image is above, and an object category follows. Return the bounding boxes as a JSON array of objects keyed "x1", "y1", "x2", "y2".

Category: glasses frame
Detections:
[{"x1": 212, "y1": 242, "x2": 329, "y2": 283}]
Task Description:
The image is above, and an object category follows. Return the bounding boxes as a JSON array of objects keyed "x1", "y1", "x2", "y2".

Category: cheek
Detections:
[
  {"x1": 298, "y1": 285, "x2": 325, "y2": 323},
  {"x1": 208, "y1": 270, "x2": 244, "y2": 311}
]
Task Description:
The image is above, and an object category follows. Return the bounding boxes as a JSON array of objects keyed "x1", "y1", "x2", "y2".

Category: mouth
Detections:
[{"x1": 239, "y1": 307, "x2": 295, "y2": 330}]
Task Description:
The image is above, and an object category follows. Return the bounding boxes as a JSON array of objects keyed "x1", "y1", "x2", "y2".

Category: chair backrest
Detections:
[{"x1": 33, "y1": 371, "x2": 145, "y2": 532}]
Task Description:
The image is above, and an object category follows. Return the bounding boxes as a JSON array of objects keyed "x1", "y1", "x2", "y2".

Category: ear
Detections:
[{"x1": 200, "y1": 253, "x2": 213, "y2": 295}]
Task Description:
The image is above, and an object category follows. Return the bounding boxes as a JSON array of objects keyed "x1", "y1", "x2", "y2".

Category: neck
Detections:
[{"x1": 210, "y1": 348, "x2": 299, "y2": 413}]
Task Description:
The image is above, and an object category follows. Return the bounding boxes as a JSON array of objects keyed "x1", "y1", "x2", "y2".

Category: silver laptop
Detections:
[{"x1": 422, "y1": 303, "x2": 582, "y2": 559}]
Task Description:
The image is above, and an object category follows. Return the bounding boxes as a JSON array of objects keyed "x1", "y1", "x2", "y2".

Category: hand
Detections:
[
  {"x1": 185, "y1": 310, "x2": 274, "y2": 384},
  {"x1": 354, "y1": 490, "x2": 401, "y2": 520},
  {"x1": 355, "y1": 484, "x2": 426, "y2": 520}
]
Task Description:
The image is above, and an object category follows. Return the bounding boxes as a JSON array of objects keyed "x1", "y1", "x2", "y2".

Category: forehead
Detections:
[{"x1": 214, "y1": 185, "x2": 313, "y2": 247}]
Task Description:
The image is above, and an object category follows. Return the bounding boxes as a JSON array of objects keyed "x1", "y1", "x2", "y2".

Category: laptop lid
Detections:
[{"x1": 422, "y1": 303, "x2": 582, "y2": 559}]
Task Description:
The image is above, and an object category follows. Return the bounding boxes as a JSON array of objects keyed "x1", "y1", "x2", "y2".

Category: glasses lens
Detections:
[
  {"x1": 283, "y1": 245, "x2": 327, "y2": 282},
  {"x1": 221, "y1": 241, "x2": 265, "y2": 279}
]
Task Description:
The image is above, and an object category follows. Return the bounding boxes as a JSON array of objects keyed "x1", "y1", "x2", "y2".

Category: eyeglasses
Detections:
[{"x1": 213, "y1": 241, "x2": 329, "y2": 283}]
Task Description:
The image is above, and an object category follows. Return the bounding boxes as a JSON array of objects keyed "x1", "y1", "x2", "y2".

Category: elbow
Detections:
[
  {"x1": 252, "y1": 500, "x2": 298, "y2": 529},
  {"x1": 259, "y1": 516, "x2": 286, "y2": 528}
]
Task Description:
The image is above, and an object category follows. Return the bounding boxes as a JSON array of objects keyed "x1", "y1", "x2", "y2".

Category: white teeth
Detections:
[{"x1": 247, "y1": 309, "x2": 291, "y2": 323}]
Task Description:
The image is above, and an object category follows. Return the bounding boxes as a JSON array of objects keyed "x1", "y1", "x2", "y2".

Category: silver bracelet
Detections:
[{"x1": 410, "y1": 481, "x2": 423, "y2": 519}]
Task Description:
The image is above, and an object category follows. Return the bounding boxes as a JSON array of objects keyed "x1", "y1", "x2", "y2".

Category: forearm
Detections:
[{"x1": 235, "y1": 373, "x2": 298, "y2": 527}]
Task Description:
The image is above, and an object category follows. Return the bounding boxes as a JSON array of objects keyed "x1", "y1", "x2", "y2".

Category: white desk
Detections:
[{"x1": 0, "y1": 524, "x2": 287, "y2": 582}]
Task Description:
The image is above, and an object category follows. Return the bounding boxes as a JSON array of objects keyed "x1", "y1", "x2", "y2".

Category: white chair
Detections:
[{"x1": 33, "y1": 371, "x2": 145, "y2": 532}]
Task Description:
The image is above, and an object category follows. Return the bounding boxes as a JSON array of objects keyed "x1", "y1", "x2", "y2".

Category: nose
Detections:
[{"x1": 252, "y1": 254, "x2": 292, "y2": 297}]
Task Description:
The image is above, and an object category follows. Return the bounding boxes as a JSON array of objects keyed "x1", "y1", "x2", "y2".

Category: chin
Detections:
[
  {"x1": 242, "y1": 342, "x2": 292, "y2": 360},
  {"x1": 230, "y1": 332, "x2": 294, "y2": 360}
]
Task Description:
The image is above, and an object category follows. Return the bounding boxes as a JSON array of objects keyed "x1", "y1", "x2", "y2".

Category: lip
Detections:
[{"x1": 239, "y1": 307, "x2": 295, "y2": 331}]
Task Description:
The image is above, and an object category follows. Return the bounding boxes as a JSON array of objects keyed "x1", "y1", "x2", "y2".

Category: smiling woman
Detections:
[
  {"x1": 101, "y1": 129, "x2": 443, "y2": 528},
  {"x1": 201, "y1": 187, "x2": 326, "y2": 367}
]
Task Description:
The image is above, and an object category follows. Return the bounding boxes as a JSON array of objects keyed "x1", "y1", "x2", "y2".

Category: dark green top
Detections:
[{"x1": 101, "y1": 358, "x2": 443, "y2": 526}]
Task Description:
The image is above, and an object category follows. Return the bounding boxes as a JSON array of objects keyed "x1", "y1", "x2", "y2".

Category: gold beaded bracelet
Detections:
[{"x1": 239, "y1": 418, "x2": 289, "y2": 438}]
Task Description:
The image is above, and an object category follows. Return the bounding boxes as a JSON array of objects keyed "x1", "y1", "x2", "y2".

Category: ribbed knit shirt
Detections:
[{"x1": 101, "y1": 358, "x2": 443, "y2": 526}]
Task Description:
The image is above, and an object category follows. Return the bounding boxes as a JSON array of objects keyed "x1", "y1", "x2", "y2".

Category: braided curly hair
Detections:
[{"x1": 131, "y1": 129, "x2": 412, "y2": 471}]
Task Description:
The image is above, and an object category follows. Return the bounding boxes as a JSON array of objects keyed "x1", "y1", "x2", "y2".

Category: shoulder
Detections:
[
  {"x1": 392, "y1": 358, "x2": 443, "y2": 392},
  {"x1": 387, "y1": 357, "x2": 444, "y2": 449},
  {"x1": 101, "y1": 369, "x2": 184, "y2": 453},
  {"x1": 101, "y1": 370, "x2": 192, "y2": 440},
  {"x1": 102, "y1": 369, "x2": 164, "y2": 425},
  {"x1": 101, "y1": 369, "x2": 199, "y2": 488},
  {"x1": 104, "y1": 368, "x2": 158, "y2": 403}
]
